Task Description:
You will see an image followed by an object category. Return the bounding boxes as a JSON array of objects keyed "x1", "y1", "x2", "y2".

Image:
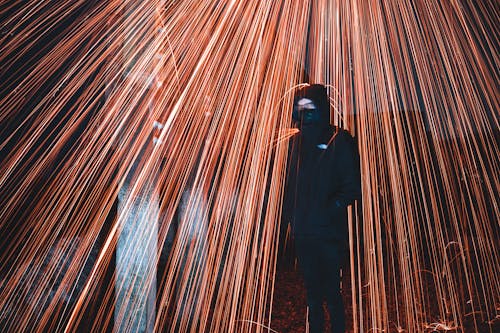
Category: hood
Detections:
[{"x1": 292, "y1": 84, "x2": 330, "y2": 128}]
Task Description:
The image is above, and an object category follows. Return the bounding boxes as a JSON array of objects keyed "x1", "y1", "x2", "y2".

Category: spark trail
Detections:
[{"x1": 0, "y1": 0, "x2": 498, "y2": 332}]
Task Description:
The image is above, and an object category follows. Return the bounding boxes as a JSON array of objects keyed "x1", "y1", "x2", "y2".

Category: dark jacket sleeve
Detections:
[{"x1": 327, "y1": 131, "x2": 361, "y2": 217}]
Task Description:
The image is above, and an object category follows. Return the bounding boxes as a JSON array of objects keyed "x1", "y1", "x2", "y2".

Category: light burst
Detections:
[{"x1": 0, "y1": 0, "x2": 498, "y2": 332}]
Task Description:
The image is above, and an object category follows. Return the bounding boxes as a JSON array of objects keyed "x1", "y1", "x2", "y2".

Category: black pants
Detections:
[{"x1": 295, "y1": 238, "x2": 345, "y2": 333}]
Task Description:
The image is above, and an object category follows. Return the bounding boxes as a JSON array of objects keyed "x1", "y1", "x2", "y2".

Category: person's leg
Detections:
[
  {"x1": 322, "y1": 241, "x2": 345, "y2": 333},
  {"x1": 295, "y1": 238, "x2": 325, "y2": 333}
]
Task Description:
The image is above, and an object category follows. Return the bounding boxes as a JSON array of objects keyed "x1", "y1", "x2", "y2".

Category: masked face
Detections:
[{"x1": 293, "y1": 98, "x2": 321, "y2": 126}]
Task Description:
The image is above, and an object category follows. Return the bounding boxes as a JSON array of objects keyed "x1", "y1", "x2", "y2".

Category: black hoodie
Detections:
[{"x1": 284, "y1": 84, "x2": 361, "y2": 242}]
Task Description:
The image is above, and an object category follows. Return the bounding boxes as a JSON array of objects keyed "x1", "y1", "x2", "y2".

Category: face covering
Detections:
[
  {"x1": 294, "y1": 98, "x2": 321, "y2": 125},
  {"x1": 292, "y1": 84, "x2": 332, "y2": 147},
  {"x1": 294, "y1": 98, "x2": 324, "y2": 145}
]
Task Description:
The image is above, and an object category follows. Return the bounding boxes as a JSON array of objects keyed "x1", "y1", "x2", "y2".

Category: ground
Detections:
[{"x1": 270, "y1": 262, "x2": 499, "y2": 333}]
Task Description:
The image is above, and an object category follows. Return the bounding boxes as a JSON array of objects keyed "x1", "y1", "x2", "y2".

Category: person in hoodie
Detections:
[{"x1": 284, "y1": 84, "x2": 361, "y2": 333}]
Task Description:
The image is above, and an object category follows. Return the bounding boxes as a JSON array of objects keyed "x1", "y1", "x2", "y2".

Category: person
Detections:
[{"x1": 284, "y1": 84, "x2": 361, "y2": 333}]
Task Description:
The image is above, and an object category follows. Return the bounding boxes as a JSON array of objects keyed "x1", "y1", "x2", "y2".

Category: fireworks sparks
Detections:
[{"x1": 0, "y1": 0, "x2": 498, "y2": 332}]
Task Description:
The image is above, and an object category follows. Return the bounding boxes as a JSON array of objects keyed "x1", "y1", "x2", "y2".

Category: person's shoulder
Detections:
[
  {"x1": 331, "y1": 126, "x2": 355, "y2": 142},
  {"x1": 328, "y1": 127, "x2": 359, "y2": 157}
]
